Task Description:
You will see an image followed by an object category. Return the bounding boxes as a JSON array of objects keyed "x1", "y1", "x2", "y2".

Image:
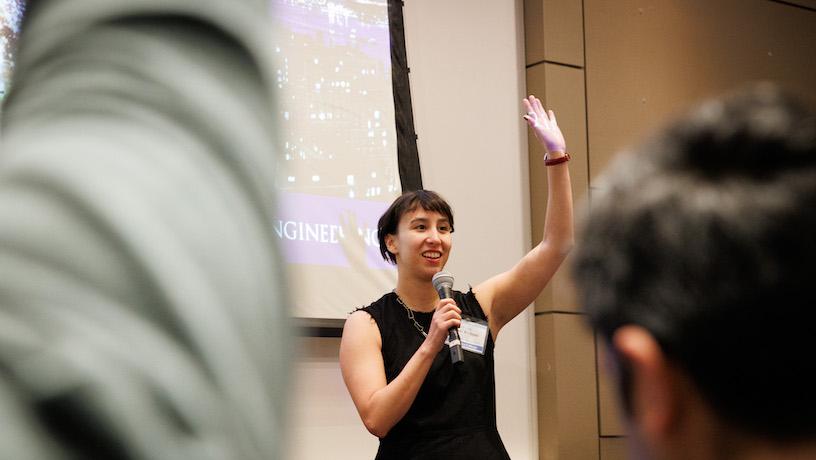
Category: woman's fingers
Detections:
[
  {"x1": 522, "y1": 99, "x2": 537, "y2": 123},
  {"x1": 436, "y1": 316, "x2": 461, "y2": 332},
  {"x1": 525, "y1": 96, "x2": 556, "y2": 126},
  {"x1": 526, "y1": 96, "x2": 544, "y2": 116},
  {"x1": 522, "y1": 96, "x2": 566, "y2": 152},
  {"x1": 436, "y1": 297, "x2": 459, "y2": 310},
  {"x1": 432, "y1": 300, "x2": 461, "y2": 330},
  {"x1": 522, "y1": 97, "x2": 534, "y2": 113},
  {"x1": 533, "y1": 96, "x2": 546, "y2": 116}
]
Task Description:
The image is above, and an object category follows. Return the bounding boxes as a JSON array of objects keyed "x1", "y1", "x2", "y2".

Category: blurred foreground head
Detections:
[
  {"x1": 573, "y1": 84, "x2": 816, "y2": 460},
  {"x1": 0, "y1": 1, "x2": 288, "y2": 459}
]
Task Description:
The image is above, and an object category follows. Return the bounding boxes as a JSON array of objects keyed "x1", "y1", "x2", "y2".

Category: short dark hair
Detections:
[
  {"x1": 572, "y1": 84, "x2": 816, "y2": 441},
  {"x1": 377, "y1": 190, "x2": 454, "y2": 264}
]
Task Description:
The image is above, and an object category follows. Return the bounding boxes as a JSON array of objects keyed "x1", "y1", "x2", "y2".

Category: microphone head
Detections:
[{"x1": 432, "y1": 271, "x2": 454, "y2": 293}]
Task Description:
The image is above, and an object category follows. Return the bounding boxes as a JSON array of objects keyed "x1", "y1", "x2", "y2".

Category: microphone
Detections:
[{"x1": 432, "y1": 271, "x2": 464, "y2": 364}]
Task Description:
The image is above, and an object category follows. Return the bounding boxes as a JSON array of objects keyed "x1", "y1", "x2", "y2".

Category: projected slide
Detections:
[
  {"x1": 270, "y1": 0, "x2": 400, "y2": 319},
  {"x1": 0, "y1": 0, "x2": 24, "y2": 102}
]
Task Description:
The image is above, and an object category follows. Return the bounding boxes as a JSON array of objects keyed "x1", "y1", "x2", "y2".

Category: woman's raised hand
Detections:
[{"x1": 523, "y1": 95, "x2": 566, "y2": 154}]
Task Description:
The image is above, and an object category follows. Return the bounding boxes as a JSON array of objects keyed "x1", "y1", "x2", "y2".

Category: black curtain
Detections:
[{"x1": 388, "y1": 0, "x2": 422, "y2": 192}]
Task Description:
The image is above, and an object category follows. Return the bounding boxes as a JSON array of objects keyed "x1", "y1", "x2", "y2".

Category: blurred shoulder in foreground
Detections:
[{"x1": 0, "y1": 0, "x2": 288, "y2": 459}]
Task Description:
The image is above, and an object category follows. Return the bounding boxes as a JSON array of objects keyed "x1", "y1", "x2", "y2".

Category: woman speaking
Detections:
[{"x1": 339, "y1": 95, "x2": 573, "y2": 459}]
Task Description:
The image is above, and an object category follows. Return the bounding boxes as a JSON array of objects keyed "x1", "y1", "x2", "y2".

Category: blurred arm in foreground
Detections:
[{"x1": 0, "y1": 1, "x2": 288, "y2": 459}]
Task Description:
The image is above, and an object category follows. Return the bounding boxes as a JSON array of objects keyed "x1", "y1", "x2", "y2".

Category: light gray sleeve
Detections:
[{"x1": 0, "y1": 1, "x2": 288, "y2": 459}]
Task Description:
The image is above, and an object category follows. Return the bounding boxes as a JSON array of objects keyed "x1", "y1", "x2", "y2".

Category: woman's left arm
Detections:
[{"x1": 473, "y1": 95, "x2": 574, "y2": 339}]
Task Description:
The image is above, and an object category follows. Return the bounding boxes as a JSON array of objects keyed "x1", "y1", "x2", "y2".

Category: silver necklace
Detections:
[{"x1": 394, "y1": 294, "x2": 428, "y2": 338}]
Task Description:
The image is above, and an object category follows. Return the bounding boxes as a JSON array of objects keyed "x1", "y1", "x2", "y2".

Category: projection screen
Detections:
[{"x1": 270, "y1": 0, "x2": 408, "y2": 321}]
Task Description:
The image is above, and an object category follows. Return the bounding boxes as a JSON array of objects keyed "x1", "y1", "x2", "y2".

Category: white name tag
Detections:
[{"x1": 459, "y1": 316, "x2": 489, "y2": 355}]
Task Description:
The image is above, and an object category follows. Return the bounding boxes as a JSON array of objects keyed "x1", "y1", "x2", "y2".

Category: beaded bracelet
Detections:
[{"x1": 544, "y1": 152, "x2": 570, "y2": 166}]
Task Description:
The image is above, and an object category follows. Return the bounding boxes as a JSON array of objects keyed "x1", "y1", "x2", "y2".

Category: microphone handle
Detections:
[
  {"x1": 448, "y1": 328, "x2": 464, "y2": 364},
  {"x1": 437, "y1": 284, "x2": 464, "y2": 364}
]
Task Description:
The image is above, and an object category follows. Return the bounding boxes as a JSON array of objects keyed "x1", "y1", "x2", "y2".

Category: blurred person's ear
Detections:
[{"x1": 612, "y1": 326, "x2": 684, "y2": 449}]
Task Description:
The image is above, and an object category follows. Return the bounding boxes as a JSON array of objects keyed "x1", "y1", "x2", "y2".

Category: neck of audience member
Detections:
[
  {"x1": 661, "y1": 408, "x2": 816, "y2": 460},
  {"x1": 726, "y1": 434, "x2": 816, "y2": 460},
  {"x1": 640, "y1": 369, "x2": 816, "y2": 460}
]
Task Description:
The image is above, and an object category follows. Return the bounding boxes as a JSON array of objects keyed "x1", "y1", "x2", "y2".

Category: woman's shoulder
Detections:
[
  {"x1": 345, "y1": 292, "x2": 398, "y2": 346},
  {"x1": 350, "y1": 291, "x2": 397, "y2": 320}
]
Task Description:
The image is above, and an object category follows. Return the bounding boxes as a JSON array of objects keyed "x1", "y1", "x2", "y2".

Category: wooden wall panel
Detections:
[
  {"x1": 524, "y1": 0, "x2": 585, "y2": 66},
  {"x1": 535, "y1": 314, "x2": 559, "y2": 460},
  {"x1": 527, "y1": 63, "x2": 588, "y2": 313},
  {"x1": 600, "y1": 437, "x2": 630, "y2": 460},
  {"x1": 585, "y1": 0, "x2": 816, "y2": 183},
  {"x1": 526, "y1": 1, "x2": 816, "y2": 457},
  {"x1": 781, "y1": 0, "x2": 816, "y2": 9},
  {"x1": 524, "y1": 0, "x2": 546, "y2": 64},
  {"x1": 535, "y1": 313, "x2": 599, "y2": 460},
  {"x1": 596, "y1": 336, "x2": 627, "y2": 436}
]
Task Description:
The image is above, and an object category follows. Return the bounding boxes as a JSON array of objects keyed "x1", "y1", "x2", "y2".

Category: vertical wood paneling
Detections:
[
  {"x1": 596, "y1": 336, "x2": 627, "y2": 436},
  {"x1": 535, "y1": 314, "x2": 599, "y2": 460},
  {"x1": 527, "y1": 1, "x2": 816, "y2": 458},
  {"x1": 524, "y1": 0, "x2": 546, "y2": 64},
  {"x1": 585, "y1": 0, "x2": 816, "y2": 183},
  {"x1": 524, "y1": 0, "x2": 585, "y2": 66},
  {"x1": 600, "y1": 437, "x2": 629, "y2": 460},
  {"x1": 527, "y1": 63, "x2": 587, "y2": 313}
]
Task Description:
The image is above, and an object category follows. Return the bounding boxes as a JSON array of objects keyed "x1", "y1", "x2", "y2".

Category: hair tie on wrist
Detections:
[{"x1": 544, "y1": 152, "x2": 570, "y2": 166}]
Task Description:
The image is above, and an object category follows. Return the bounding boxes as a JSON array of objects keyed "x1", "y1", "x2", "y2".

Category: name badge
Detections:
[{"x1": 459, "y1": 316, "x2": 489, "y2": 355}]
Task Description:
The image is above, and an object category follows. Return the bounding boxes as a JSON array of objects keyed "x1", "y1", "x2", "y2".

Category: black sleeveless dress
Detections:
[{"x1": 359, "y1": 290, "x2": 511, "y2": 460}]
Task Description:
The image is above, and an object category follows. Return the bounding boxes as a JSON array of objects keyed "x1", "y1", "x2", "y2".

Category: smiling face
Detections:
[{"x1": 385, "y1": 207, "x2": 452, "y2": 281}]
